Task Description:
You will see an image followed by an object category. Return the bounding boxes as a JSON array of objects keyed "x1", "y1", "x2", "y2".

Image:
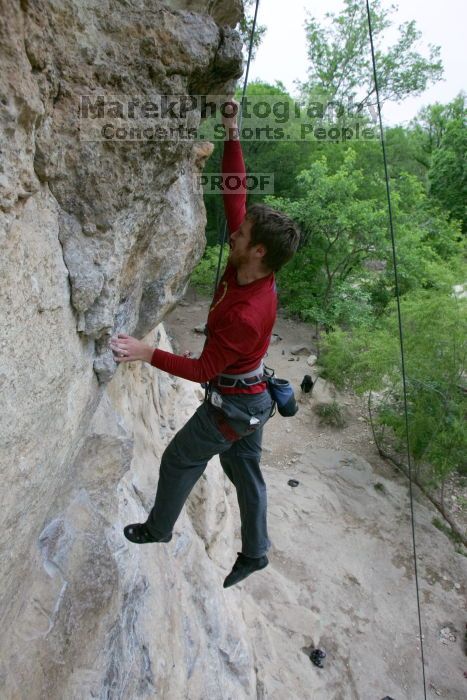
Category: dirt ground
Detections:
[{"x1": 164, "y1": 288, "x2": 467, "y2": 700}]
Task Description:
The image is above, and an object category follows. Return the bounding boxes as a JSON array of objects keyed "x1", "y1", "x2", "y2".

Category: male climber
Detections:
[{"x1": 110, "y1": 100, "x2": 300, "y2": 588}]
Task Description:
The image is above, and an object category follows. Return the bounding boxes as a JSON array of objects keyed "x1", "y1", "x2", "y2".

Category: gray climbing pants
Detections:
[{"x1": 146, "y1": 390, "x2": 274, "y2": 558}]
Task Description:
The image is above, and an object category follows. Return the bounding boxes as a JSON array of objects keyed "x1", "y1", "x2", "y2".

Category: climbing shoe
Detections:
[
  {"x1": 223, "y1": 552, "x2": 269, "y2": 588},
  {"x1": 124, "y1": 522, "x2": 172, "y2": 544}
]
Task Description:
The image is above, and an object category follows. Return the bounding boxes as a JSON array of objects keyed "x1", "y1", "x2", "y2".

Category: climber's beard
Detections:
[
  {"x1": 227, "y1": 218, "x2": 254, "y2": 270},
  {"x1": 228, "y1": 241, "x2": 236, "y2": 265},
  {"x1": 228, "y1": 240, "x2": 250, "y2": 270},
  {"x1": 228, "y1": 244, "x2": 246, "y2": 269}
]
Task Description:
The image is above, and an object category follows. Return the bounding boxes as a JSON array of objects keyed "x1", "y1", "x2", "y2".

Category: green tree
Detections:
[
  {"x1": 265, "y1": 146, "x2": 463, "y2": 324},
  {"x1": 410, "y1": 94, "x2": 465, "y2": 160},
  {"x1": 428, "y1": 97, "x2": 467, "y2": 232},
  {"x1": 370, "y1": 173, "x2": 464, "y2": 304},
  {"x1": 267, "y1": 149, "x2": 388, "y2": 328},
  {"x1": 237, "y1": 0, "x2": 267, "y2": 60},
  {"x1": 300, "y1": 0, "x2": 443, "y2": 110},
  {"x1": 190, "y1": 244, "x2": 228, "y2": 294},
  {"x1": 319, "y1": 290, "x2": 467, "y2": 485}
]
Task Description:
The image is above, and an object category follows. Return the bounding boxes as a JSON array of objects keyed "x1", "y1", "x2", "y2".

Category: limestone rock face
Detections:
[
  {"x1": 2, "y1": 326, "x2": 256, "y2": 699},
  {"x1": 163, "y1": 0, "x2": 243, "y2": 27},
  {"x1": 1, "y1": 0, "x2": 242, "y2": 369},
  {"x1": 0, "y1": 1, "x2": 246, "y2": 697}
]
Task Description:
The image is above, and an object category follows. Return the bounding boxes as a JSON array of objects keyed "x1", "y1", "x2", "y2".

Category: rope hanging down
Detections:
[
  {"x1": 212, "y1": 0, "x2": 261, "y2": 294},
  {"x1": 365, "y1": 1, "x2": 427, "y2": 697}
]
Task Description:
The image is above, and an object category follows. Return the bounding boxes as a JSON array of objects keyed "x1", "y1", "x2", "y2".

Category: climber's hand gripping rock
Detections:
[{"x1": 109, "y1": 334, "x2": 153, "y2": 363}]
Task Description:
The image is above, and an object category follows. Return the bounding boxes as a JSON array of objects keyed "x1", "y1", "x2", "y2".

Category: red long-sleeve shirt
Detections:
[{"x1": 151, "y1": 139, "x2": 277, "y2": 394}]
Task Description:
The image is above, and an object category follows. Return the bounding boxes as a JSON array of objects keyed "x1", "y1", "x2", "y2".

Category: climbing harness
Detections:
[
  {"x1": 366, "y1": 2, "x2": 427, "y2": 697},
  {"x1": 211, "y1": 362, "x2": 298, "y2": 417},
  {"x1": 214, "y1": 361, "x2": 265, "y2": 387}
]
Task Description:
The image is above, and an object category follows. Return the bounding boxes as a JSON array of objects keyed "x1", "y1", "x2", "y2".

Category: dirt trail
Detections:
[{"x1": 164, "y1": 290, "x2": 467, "y2": 700}]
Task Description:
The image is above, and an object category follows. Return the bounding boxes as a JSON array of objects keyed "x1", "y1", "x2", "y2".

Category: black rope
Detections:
[
  {"x1": 212, "y1": 0, "x2": 261, "y2": 294},
  {"x1": 365, "y1": 2, "x2": 427, "y2": 697}
]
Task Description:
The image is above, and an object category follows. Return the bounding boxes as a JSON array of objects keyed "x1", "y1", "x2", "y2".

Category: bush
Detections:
[
  {"x1": 313, "y1": 400, "x2": 347, "y2": 428},
  {"x1": 319, "y1": 290, "x2": 467, "y2": 485}
]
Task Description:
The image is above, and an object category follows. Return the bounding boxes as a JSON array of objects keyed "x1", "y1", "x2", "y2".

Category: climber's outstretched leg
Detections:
[
  {"x1": 220, "y1": 427, "x2": 271, "y2": 587},
  {"x1": 219, "y1": 426, "x2": 271, "y2": 559},
  {"x1": 126, "y1": 401, "x2": 233, "y2": 543}
]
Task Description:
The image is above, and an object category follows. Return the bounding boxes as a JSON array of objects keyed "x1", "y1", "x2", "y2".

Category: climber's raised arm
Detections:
[{"x1": 221, "y1": 99, "x2": 247, "y2": 236}]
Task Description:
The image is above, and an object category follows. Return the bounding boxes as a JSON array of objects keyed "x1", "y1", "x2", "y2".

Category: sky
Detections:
[{"x1": 248, "y1": 0, "x2": 466, "y2": 125}]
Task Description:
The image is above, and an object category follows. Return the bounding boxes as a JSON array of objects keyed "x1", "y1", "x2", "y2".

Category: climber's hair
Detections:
[{"x1": 246, "y1": 203, "x2": 300, "y2": 272}]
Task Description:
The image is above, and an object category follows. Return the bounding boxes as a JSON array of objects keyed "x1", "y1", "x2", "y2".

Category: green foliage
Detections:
[
  {"x1": 190, "y1": 245, "x2": 228, "y2": 293},
  {"x1": 262, "y1": 137, "x2": 463, "y2": 326},
  {"x1": 410, "y1": 93, "x2": 466, "y2": 231},
  {"x1": 267, "y1": 150, "x2": 387, "y2": 328},
  {"x1": 237, "y1": 0, "x2": 267, "y2": 60},
  {"x1": 300, "y1": 0, "x2": 443, "y2": 107},
  {"x1": 374, "y1": 173, "x2": 464, "y2": 298},
  {"x1": 410, "y1": 94, "x2": 465, "y2": 157},
  {"x1": 385, "y1": 126, "x2": 430, "y2": 180},
  {"x1": 314, "y1": 401, "x2": 347, "y2": 428},
  {"x1": 319, "y1": 290, "x2": 467, "y2": 485},
  {"x1": 429, "y1": 106, "x2": 467, "y2": 232}
]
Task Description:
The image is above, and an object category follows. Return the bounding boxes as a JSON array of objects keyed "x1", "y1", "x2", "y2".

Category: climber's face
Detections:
[
  {"x1": 228, "y1": 218, "x2": 252, "y2": 268},
  {"x1": 228, "y1": 217, "x2": 265, "y2": 270}
]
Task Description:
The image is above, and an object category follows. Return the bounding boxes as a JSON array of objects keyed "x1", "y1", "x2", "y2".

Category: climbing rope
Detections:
[
  {"x1": 365, "y1": 1, "x2": 427, "y2": 697},
  {"x1": 212, "y1": 0, "x2": 261, "y2": 294}
]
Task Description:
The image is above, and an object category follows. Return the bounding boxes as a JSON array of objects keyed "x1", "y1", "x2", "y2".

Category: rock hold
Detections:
[{"x1": 93, "y1": 350, "x2": 118, "y2": 385}]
